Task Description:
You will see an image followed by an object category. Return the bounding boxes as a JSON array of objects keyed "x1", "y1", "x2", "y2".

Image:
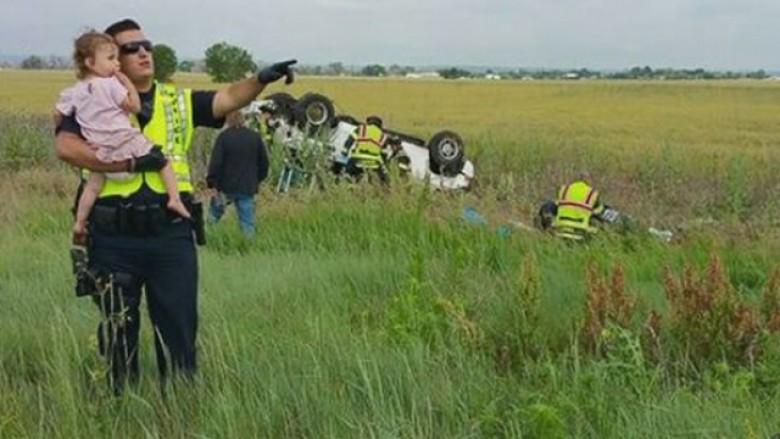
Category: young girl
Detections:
[{"x1": 55, "y1": 31, "x2": 189, "y2": 241}]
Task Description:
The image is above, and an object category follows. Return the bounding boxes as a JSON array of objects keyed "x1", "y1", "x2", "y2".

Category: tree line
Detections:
[{"x1": 12, "y1": 42, "x2": 773, "y2": 82}]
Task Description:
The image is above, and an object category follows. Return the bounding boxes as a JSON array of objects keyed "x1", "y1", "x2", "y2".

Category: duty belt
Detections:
[{"x1": 90, "y1": 201, "x2": 184, "y2": 237}]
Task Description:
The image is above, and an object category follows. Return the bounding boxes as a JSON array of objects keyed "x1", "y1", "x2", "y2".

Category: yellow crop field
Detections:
[
  {"x1": 4, "y1": 68, "x2": 780, "y2": 224},
  {"x1": 4, "y1": 69, "x2": 780, "y2": 158}
]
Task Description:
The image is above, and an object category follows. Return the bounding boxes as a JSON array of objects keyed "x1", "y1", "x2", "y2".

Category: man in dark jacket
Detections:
[{"x1": 206, "y1": 110, "x2": 269, "y2": 237}]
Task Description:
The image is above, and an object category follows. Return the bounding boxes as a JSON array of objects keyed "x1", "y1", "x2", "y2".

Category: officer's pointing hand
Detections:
[{"x1": 257, "y1": 59, "x2": 297, "y2": 85}]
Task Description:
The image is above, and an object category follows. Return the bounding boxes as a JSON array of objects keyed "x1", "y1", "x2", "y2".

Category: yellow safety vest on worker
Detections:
[
  {"x1": 346, "y1": 123, "x2": 386, "y2": 169},
  {"x1": 258, "y1": 118, "x2": 272, "y2": 147},
  {"x1": 553, "y1": 181, "x2": 604, "y2": 240},
  {"x1": 246, "y1": 114, "x2": 272, "y2": 147},
  {"x1": 99, "y1": 83, "x2": 195, "y2": 198}
]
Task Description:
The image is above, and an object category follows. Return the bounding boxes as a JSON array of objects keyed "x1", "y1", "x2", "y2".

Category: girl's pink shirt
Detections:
[{"x1": 55, "y1": 76, "x2": 152, "y2": 162}]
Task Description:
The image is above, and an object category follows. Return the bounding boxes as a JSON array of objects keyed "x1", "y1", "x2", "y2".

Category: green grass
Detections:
[{"x1": 2, "y1": 74, "x2": 780, "y2": 437}]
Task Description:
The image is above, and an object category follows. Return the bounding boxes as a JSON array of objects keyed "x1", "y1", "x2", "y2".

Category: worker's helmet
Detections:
[
  {"x1": 366, "y1": 115, "x2": 383, "y2": 128},
  {"x1": 576, "y1": 171, "x2": 592, "y2": 184}
]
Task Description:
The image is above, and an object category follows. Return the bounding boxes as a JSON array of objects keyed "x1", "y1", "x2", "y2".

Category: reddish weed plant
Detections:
[
  {"x1": 662, "y1": 254, "x2": 761, "y2": 372},
  {"x1": 582, "y1": 262, "x2": 637, "y2": 356}
]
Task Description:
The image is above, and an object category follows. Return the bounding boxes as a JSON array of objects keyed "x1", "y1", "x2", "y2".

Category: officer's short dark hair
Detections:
[{"x1": 105, "y1": 19, "x2": 141, "y2": 37}]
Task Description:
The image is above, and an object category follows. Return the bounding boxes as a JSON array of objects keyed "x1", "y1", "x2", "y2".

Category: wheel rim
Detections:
[
  {"x1": 306, "y1": 102, "x2": 328, "y2": 125},
  {"x1": 438, "y1": 139, "x2": 460, "y2": 160}
]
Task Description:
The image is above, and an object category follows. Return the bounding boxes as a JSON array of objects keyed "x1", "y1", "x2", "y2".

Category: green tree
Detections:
[
  {"x1": 20, "y1": 55, "x2": 45, "y2": 70},
  {"x1": 178, "y1": 60, "x2": 194, "y2": 73},
  {"x1": 746, "y1": 69, "x2": 768, "y2": 79},
  {"x1": 361, "y1": 64, "x2": 386, "y2": 77},
  {"x1": 387, "y1": 64, "x2": 415, "y2": 76},
  {"x1": 325, "y1": 62, "x2": 345, "y2": 76},
  {"x1": 204, "y1": 42, "x2": 256, "y2": 83},
  {"x1": 152, "y1": 44, "x2": 178, "y2": 82},
  {"x1": 438, "y1": 67, "x2": 471, "y2": 79}
]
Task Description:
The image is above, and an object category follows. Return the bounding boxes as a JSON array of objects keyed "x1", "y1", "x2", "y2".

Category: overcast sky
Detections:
[{"x1": 2, "y1": 0, "x2": 778, "y2": 70}]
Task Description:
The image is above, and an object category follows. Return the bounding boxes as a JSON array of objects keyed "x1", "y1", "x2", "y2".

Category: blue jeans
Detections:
[{"x1": 208, "y1": 193, "x2": 257, "y2": 237}]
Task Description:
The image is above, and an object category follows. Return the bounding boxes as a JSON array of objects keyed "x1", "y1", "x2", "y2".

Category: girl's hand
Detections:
[{"x1": 114, "y1": 71, "x2": 130, "y2": 85}]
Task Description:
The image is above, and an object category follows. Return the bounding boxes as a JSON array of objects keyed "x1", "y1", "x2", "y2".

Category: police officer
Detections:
[
  {"x1": 336, "y1": 115, "x2": 390, "y2": 184},
  {"x1": 55, "y1": 18, "x2": 296, "y2": 390}
]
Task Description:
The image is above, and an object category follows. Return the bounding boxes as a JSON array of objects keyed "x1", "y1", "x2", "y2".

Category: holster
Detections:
[
  {"x1": 71, "y1": 246, "x2": 97, "y2": 297},
  {"x1": 190, "y1": 201, "x2": 206, "y2": 246}
]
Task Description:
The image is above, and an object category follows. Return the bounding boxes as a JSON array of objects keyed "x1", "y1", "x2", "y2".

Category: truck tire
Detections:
[
  {"x1": 428, "y1": 130, "x2": 465, "y2": 176},
  {"x1": 294, "y1": 93, "x2": 335, "y2": 134},
  {"x1": 266, "y1": 92, "x2": 297, "y2": 121}
]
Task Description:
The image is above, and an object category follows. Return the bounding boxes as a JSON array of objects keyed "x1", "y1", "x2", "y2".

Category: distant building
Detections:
[
  {"x1": 484, "y1": 73, "x2": 501, "y2": 80},
  {"x1": 562, "y1": 72, "x2": 580, "y2": 80},
  {"x1": 405, "y1": 71, "x2": 441, "y2": 79}
]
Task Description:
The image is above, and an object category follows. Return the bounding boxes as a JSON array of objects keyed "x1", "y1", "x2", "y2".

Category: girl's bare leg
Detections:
[
  {"x1": 160, "y1": 160, "x2": 190, "y2": 218},
  {"x1": 73, "y1": 172, "x2": 105, "y2": 244}
]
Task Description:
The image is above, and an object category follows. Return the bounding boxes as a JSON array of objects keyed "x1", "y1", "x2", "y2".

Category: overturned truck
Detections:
[{"x1": 244, "y1": 92, "x2": 475, "y2": 192}]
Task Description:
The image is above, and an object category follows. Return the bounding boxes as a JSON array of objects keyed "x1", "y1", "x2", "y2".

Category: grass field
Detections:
[{"x1": 2, "y1": 69, "x2": 780, "y2": 438}]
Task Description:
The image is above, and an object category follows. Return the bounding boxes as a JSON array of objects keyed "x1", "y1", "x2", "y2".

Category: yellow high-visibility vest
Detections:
[
  {"x1": 347, "y1": 124, "x2": 386, "y2": 168},
  {"x1": 552, "y1": 181, "x2": 603, "y2": 240},
  {"x1": 100, "y1": 83, "x2": 195, "y2": 198}
]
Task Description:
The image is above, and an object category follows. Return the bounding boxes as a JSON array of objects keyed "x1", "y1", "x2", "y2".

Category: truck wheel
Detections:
[
  {"x1": 428, "y1": 130, "x2": 465, "y2": 176},
  {"x1": 294, "y1": 93, "x2": 335, "y2": 133},
  {"x1": 266, "y1": 92, "x2": 297, "y2": 121}
]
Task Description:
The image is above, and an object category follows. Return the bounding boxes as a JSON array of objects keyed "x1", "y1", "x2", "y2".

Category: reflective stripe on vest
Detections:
[
  {"x1": 349, "y1": 124, "x2": 385, "y2": 164},
  {"x1": 553, "y1": 181, "x2": 599, "y2": 233},
  {"x1": 100, "y1": 83, "x2": 194, "y2": 198}
]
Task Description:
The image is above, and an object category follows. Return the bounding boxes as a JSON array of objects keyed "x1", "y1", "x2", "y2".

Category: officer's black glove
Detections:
[
  {"x1": 130, "y1": 145, "x2": 167, "y2": 172},
  {"x1": 257, "y1": 60, "x2": 297, "y2": 85}
]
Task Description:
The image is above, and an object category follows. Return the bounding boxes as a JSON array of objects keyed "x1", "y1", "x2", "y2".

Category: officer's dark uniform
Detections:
[{"x1": 59, "y1": 84, "x2": 223, "y2": 389}]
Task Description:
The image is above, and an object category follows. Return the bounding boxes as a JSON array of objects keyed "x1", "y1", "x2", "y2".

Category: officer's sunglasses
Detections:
[{"x1": 119, "y1": 40, "x2": 153, "y2": 55}]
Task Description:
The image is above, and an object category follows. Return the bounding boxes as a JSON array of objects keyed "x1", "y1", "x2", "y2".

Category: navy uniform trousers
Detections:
[{"x1": 89, "y1": 216, "x2": 198, "y2": 390}]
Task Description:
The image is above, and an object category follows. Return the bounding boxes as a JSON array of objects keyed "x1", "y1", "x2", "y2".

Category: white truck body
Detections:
[{"x1": 246, "y1": 98, "x2": 475, "y2": 191}]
